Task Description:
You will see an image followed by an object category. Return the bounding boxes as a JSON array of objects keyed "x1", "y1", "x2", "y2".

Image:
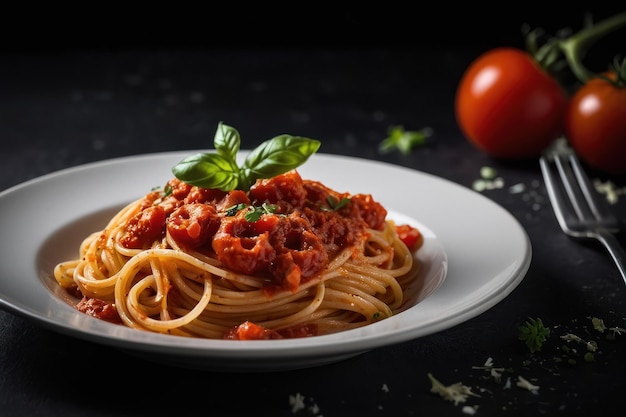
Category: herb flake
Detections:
[
  {"x1": 518, "y1": 317, "x2": 551, "y2": 353},
  {"x1": 379, "y1": 125, "x2": 432, "y2": 155}
]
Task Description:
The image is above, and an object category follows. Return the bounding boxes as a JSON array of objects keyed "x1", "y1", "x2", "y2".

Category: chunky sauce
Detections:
[{"x1": 121, "y1": 170, "x2": 388, "y2": 292}]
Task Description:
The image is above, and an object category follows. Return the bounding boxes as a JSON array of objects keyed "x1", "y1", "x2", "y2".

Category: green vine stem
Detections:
[{"x1": 558, "y1": 12, "x2": 626, "y2": 84}]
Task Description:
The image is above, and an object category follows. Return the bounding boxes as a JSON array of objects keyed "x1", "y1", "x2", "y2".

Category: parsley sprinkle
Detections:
[{"x1": 518, "y1": 317, "x2": 551, "y2": 353}]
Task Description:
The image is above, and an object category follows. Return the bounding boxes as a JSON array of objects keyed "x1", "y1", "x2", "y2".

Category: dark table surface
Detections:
[{"x1": 2, "y1": 8, "x2": 626, "y2": 416}]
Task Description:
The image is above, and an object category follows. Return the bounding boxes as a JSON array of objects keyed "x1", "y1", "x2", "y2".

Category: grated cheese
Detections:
[
  {"x1": 462, "y1": 405, "x2": 479, "y2": 415},
  {"x1": 561, "y1": 333, "x2": 598, "y2": 352},
  {"x1": 428, "y1": 373, "x2": 480, "y2": 406},
  {"x1": 289, "y1": 393, "x2": 323, "y2": 416},
  {"x1": 472, "y1": 356, "x2": 506, "y2": 383},
  {"x1": 591, "y1": 317, "x2": 607, "y2": 332},
  {"x1": 516, "y1": 376, "x2": 539, "y2": 394},
  {"x1": 289, "y1": 393, "x2": 306, "y2": 413},
  {"x1": 593, "y1": 179, "x2": 626, "y2": 204}
]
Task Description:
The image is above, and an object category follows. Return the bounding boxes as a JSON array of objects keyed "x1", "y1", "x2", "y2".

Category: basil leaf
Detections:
[
  {"x1": 171, "y1": 123, "x2": 321, "y2": 192},
  {"x1": 240, "y1": 135, "x2": 321, "y2": 188},
  {"x1": 171, "y1": 152, "x2": 240, "y2": 190},
  {"x1": 213, "y1": 122, "x2": 240, "y2": 164}
]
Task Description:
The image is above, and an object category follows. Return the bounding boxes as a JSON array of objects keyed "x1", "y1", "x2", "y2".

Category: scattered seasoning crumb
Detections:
[
  {"x1": 561, "y1": 333, "x2": 598, "y2": 352},
  {"x1": 289, "y1": 393, "x2": 306, "y2": 413},
  {"x1": 289, "y1": 393, "x2": 323, "y2": 416},
  {"x1": 309, "y1": 402, "x2": 321, "y2": 416},
  {"x1": 473, "y1": 166, "x2": 505, "y2": 192},
  {"x1": 609, "y1": 327, "x2": 626, "y2": 338},
  {"x1": 471, "y1": 357, "x2": 507, "y2": 383},
  {"x1": 427, "y1": 373, "x2": 480, "y2": 406},
  {"x1": 561, "y1": 333, "x2": 582, "y2": 343},
  {"x1": 472, "y1": 165, "x2": 548, "y2": 215},
  {"x1": 592, "y1": 317, "x2": 607, "y2": 332},
  {"x1": 509, "y1": 183, "x2": 526, "y2": 194},
  {"x1": 473, "y1": 177, "x2": 505, "y2": 192},
  {"x1": 462, "y1": 405, "x2": 479, "y2": 415},
  {"x1": 472, "y1": 180, "x2": 486, "y2": 192},
  {"x1": 593, "y1": 179, "x2": 626, "y2": 204},
  {"x1": 516, "y1": 376, "x2": 539, "y2": 394},
  {"x1": 480, "y1": 166, "x2": 497, "y2": 180},
  {"x1": 416, "y1": 314, "x2": 625, "y2": 413}
]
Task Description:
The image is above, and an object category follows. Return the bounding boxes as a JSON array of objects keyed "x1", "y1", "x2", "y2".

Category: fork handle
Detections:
[{"x1": 595, "y1": 230, "x2": 626, "y2": 285}]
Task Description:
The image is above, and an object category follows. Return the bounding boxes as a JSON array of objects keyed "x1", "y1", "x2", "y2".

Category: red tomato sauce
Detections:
[
  {"x1": 75, "y1": 296, "x2": 123, "y2": 324},
  {"x1": 223, "y1": 321, "x2": 319, "y2": 340},
  {"x1": 119, "y1": 170, "x2": 395, "y2": 293}
]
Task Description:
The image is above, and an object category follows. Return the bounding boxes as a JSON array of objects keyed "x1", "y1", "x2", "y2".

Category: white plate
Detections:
[{"x1": 0, "y1": 152, "x2": 530, "y2": 371}]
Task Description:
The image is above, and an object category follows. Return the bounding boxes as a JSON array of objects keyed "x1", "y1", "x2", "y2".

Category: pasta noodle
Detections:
[{"x1": 54, "y1": 169, "x2": 423, "y2": 340}]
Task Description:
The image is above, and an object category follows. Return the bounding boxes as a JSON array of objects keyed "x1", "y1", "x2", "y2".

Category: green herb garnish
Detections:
[
  {"x1": 322, "y1": 195, "x2": 350, "y2": 211},
  {"x1": 378, "y1": 125, "x2": 432, "y2": 155},
  {"x1": 172, "y1": 122, "x2": 321, "y2": 191},
  {"x1": 518, "y1": 317, "x2": 551, "y2": 353},
  {"x1": 224, "y1": 203, "x2": 248, "y2": 217},
  {"x1": 244, "y1": 203, "x2": 279, "y2": 222},
  {"x1": 224, "y1": 202, "x2": 280, "y2": 221}
]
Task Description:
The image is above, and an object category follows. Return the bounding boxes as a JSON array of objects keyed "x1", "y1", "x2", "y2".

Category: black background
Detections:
[
  {"x1": 3, "y1": 5, "x2": 625, "y2": 50},
  {"x1": 1, "y1": 4, "x2": 626, "y2": 417}
]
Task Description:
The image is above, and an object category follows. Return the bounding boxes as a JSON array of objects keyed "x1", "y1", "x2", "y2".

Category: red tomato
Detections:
[
  {"x1": 564, "y1": 72, "x2": 626, "y2": 175},
  {"x1": 395, "y1": 224, "x2": 423, "y2": 252},
  {"x1": 455, "y1": 47, "x2": 568, "y2": 158},
  {"x1": 224, "y1": 321, "x2": 277, "y2": 340}
]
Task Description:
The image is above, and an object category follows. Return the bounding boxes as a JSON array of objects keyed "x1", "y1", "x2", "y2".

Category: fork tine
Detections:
[
  {"x1": 553, "y1": 153, "x2": 596, "y2": 222},
  {"x1": 566, "y1": 153, "x2": 615, "y2": 221},
  {"x1": 541, "y1": 149, "x2": 618, "y2": 232},
  {"x1": 541, "y1": 146, "x2": 626, "y2": 284},
  {"x1": 540, "y1": 155, "x2": 578, "y2": 230}
]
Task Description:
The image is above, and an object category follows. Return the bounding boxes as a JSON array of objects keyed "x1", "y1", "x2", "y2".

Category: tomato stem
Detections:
[
  {"x1": 558, "y1": 12, "x2": 626, "y2": 84},
  {"x1": 614, "y1": 57, "x2": 626, "y2": 88}
]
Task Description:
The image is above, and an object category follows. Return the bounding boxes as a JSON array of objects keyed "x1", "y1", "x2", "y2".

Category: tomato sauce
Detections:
[
  {"x1": 75, "y1": 296, "x2": 122, "y2": 324},
  {"x1": 119, "y1": 170, "x2": 394, "y2": 294},
  {"x1": 223, "y1": 320, "x2": 319, "y2": 340}
]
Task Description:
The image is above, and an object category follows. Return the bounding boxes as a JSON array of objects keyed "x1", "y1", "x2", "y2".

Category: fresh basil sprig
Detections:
[{"x1": 172, "y1": 122, "x2": 321, "y2": 191}]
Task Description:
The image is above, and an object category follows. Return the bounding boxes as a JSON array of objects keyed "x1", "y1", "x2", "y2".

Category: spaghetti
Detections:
[{"x1": 54, "y1": 169, "x2": 423, "y2": 340}]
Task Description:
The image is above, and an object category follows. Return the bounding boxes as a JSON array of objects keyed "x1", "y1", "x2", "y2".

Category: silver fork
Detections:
[{"x1": 540, "y1": 148, "x2": 626, "y2": 284}]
